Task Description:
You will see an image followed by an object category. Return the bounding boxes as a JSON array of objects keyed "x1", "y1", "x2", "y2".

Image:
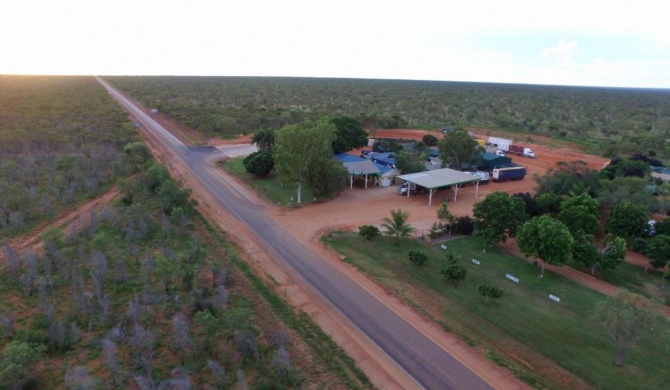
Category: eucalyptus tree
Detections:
[
  {"x1": 517, "y1": 215, "x2": 574, "y2": 276},
  {"x1": 273, "y1": 119, "x2": 339, "y2": 204}
]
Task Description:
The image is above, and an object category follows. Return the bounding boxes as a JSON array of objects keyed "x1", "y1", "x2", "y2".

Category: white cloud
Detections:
[
  {"x1": 1, "y1": 0, "x2": 670, "y2": 87},
  {"x1": 541, "y1": 40, "x2": 580, "y2": 70}
]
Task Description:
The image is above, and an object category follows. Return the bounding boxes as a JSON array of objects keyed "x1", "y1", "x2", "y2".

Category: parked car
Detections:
[{"x1": 397, "y1": 182, "x2": 426, "y2": 195}]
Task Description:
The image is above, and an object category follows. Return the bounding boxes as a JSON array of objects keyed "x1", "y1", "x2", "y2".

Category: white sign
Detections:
[
  {"x1": 441, "y1": 244, "x2": 447, "y2": 250},
  {"x1": 549, "y1": 294, "x2": 560, "y2": 302},
  {"x1": 505, "y1": 274, "x2": 519, "y2": 283},
  {"x1": 472, "y1": 259, "x2": 481, "y2": 265}
]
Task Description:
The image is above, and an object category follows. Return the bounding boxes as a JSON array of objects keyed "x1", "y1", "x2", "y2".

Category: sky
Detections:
[{"x1": 2, "y1": 0, "x2": 669, "y2": 88}]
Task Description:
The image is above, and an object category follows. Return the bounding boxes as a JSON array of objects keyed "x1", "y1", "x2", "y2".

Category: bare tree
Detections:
[
  {"x1": 171, "y1": 313, "x2": 193, "y2": 363},
  {"x1": 103, "y1": 338, "x2": 122, "y2": 385},
  {"x1": 143, "y1": 249, "x2": 154, "y2": 281},
  {"x1": 0, "y1": 311, "x2": 15, "y2": 339},
  {"x1": 4, "y1": 243, "x2": 20, "y2": 283},
  {"x1": 90, "y1": 250, "x2": 107, "y2": 300},
  {"x1": 272, "y1": 346, "x2": 292, "y2": 381},
  {"x1": 113, "y1": 249, "x2": 128, "y2": 283},
  {"x1": 158, "y1": 367, "x2": 192, "y2": 390},
  {"x1": 269, "y1": 328, "x2": 292, "y2": 348},
  {"x1": 234, "y1": 330, "x2": 259, "y2": 363},
  {"x1": 236, "y1": 369, "x2": 248, "y2": 390},
  {"x1": 211, "y1": 268, "x2": 227, "y2": 289},
  {"x1": 71, "y1": 322, "x2": 82, "y2": 349},
  {"x1": 209, "y1": 286, "x2": 228, "y2": 310},
  {"x1": 206, "y1": 360, "x2": 225, "y2": 386},
  {"x1": 64, "y1": 365, "x2": 97, "y2": 390},
  {"x1": 126, "y1": 296, "x2": 141, "y2": 325},
  {"x1": 139, "y1": 216, "x2": 150, "y2": 241},
  {"x1": 48, "y1": 320, "x2": 68, "y2": 351},
  {"x1": 20, "y1": 250, "x2": 37, "y2": 296},
  {"x1": 89, "y1": 207, "x2": 98, "y2": 236},
  {"x1": 129, "y1": 324, "x2": 155, "y2": 372}
]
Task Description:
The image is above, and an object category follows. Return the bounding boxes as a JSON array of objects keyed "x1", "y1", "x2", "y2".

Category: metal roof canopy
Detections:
[
  {"x1": 343, "y1": 160, "x2": 381, "y2": 189},
  {"x1": 397, "y1": 168, "x2": 480, "y2": 206}
]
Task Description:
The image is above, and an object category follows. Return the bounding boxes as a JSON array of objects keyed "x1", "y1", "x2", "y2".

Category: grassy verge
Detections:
[
  {"x1": 218, "y1": 158, "x2": 324, "y2": 206},
  {"x1": 199, "y1": 215, "x2": 372, "y2": 389},
  {"x1": 323, "y1": 232, "x2": 670, "y2": 389},
  {"x1": 584, "y1": 261, "x2": 670, "y2": 305}
]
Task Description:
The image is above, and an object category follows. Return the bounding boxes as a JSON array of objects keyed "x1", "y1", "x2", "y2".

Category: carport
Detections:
[
  {"x1": 397, "y1": 168, "x2": 480, "y2": 206},
  {"x1": 343, "y1": 160, "x2": 381, "y2": 189}
]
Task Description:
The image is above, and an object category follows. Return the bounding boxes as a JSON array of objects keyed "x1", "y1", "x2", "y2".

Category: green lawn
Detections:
[
  {"x1": 323, "y1": 233, "x2": 670, "y2": 389},
  {"x1": 219, "y1": 158, "x2": 325, "y2": 206},
  {"x1": 574, "y1": 261, "x2": 670, "y2": 305}
]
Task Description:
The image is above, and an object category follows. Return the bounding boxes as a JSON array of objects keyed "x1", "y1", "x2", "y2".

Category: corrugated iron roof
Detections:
[{"x1": 397, "y1": 168, "x2": 478, "y2": 189}]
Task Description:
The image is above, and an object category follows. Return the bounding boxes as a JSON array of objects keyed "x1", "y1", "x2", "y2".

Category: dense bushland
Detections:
[
  {"x1": 0, "y1": 76, "x2": 139, "y2": 238},
  {"x1": 1, "y1": 160, "x2": 368, "y2": 389},
  {"x1": 106, "y1": 76, "x2": 670, "y2": 157}
]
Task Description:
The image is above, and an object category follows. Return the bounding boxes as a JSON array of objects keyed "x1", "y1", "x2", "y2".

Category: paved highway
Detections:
[{"x1": 97, "y1": 77, "x2": 494, "y2": 390}]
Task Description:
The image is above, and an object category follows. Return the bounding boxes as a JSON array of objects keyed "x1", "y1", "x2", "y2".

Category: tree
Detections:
[
  {"x1": 251, "y1": 128, "x2": 275, "y2": 154},
  {"x1": 242, "y1": 151, "x2": 275, "y2": 177},
  {"x1": 437, "y1": 128, "x2": 482, "y2": 171},
  {"x1": 124, "y1": 142, "x2": 152, "y2": 167},
  {"x1": 328, "y1": 116, "x2": 368, "y2": 153},
  {"x1": 511, "y1": 192, "x2": 541, "y2": 217},
  {"x1": 535, "y1": 192, "x2": 562, "y2": 215},
  {"x1": 478, "y1": 285, "x2": 503, "y2": 304},
  {"x1": 591, "y1": 290, "x2": 664, "y2": 366},
  {"x1": 454, "y1": 216, "x2": 475, "y2": 235},
  {"x1": 274, "y1": 119, "x2": 338, "y2": 204},
  {"x1": 517, "y1": 215, "x2": 574, "y2": 276},
  {"x1": 441, "y1": 254, "x2": 467, "y2": 284},
  {"x1": 436, "y1": 201, "x2": 455, "y2": 236},
  {"x1": 606, "y1": 200, "x2": 648, "y2": 241},
  {"x1": 473, "y1": 192, "x2": 527, "y2": 244},
  {"x1": 645, "y1": 234, "x2": 670, "y2": 269},
  {"x1": 358, "y1": 225, "x2": 381, "y2": 241},
  {"x1": 305, "y1": 157, "x2": 348, "y2": 198},
  {"x1": 558, "y1": 205, "x2": 600, "y2": 237},
  {"x1": 395, "y1": 150, "x2": 426, "y2": 175},
  {"x1": 422, "y1": 134, "x2": 439, "y2": 146},
  {"x1": 381, "y1": 209, "x2": 415, "y2": 245},
  {"x1": 558, "y1": 193, "x2": 600, "y2": 237},
  {"x1": 0, "y1": 341, "x2": 47, "y2": 389},
  {"x1": 534, "y1": 160, "x2": 601, "y2": 197},
  {"x1": 573, "y1": 234, "x2": 626, "y2": 275},
  {"x1": 408, "y1": 250, "x2": 428, "y2": 267}
]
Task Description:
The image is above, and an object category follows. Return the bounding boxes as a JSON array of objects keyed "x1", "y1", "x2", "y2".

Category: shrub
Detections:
[
  {"x1": 454, "y1": 216, "x2": 474, "y2": 235},
  {"x1": 408, "y1": 250, "x2": 428, "y2": 267},
  {"x1": 631, "y1": 237, "x2": 647, "y2": 253},
  {"x1": 358, "y1": 225, "x2": 381, "y2": 241},
  {"x1": 243, "y1": 151, "x2": 275, "y2": 177},
  {"x1": 441, "y1": 265, "x2": 467, "y2": 284},
  {"x1": 429, "y1": 222, "x2": 447, "y2": 239},
  {"x1": 422, "y1": 134, "x2": 439, "y2": 146},
  {"x1": 478, "y1": 285, "x2": 503, "y2": 304}
]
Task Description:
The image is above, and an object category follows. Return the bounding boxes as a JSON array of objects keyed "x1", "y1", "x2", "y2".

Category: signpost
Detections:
[{"x1": 505, "y1": 274, "x2": 519, "y2": 283}]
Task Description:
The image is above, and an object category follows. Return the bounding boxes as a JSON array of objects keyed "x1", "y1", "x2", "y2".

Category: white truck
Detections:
[{"x1": 487, "y1": 136, "x2": 535, "y2": 158}]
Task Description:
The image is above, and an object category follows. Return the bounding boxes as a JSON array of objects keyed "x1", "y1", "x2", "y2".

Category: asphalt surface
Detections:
[{"x1": 96, "y1": 77, "x2": 495, "y2": 390}]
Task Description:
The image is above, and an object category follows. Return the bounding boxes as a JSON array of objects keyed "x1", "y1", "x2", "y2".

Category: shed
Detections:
[
  {"x1": 397, "y1": 168, "x2": 480, "y2": 206},
  {"x1": 478, "y1": 152, "x2": 512, "y2": 171},
  {"x1": 368, "y1": 152, "x2": 397, "y2": 168},
  {"x1": 337, "y1": 153, "x2": 400, "y2": 188}
]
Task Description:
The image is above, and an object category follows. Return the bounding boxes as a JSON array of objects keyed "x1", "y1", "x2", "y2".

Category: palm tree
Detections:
[
  {"x1": 381, "y1": 209, "x2": 415, "y2": 245},
  {"x1": 251, "y1": 128, "x2": 275, "y2": 154}
]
